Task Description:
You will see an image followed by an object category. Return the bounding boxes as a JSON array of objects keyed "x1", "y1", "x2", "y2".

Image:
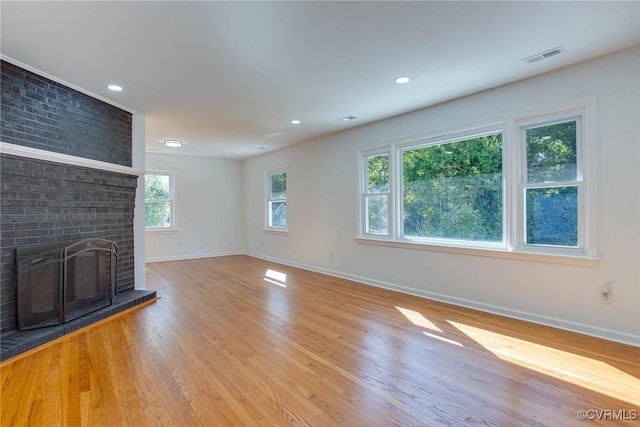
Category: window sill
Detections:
[
  {"x1": 145, "y1": 228, "x2": 178, "y2": 234},
  {"x1": 264, "y1": 228, "x2": 289, "y2": 235},
  {"x1": 355, "y1": 237, "x2": 599, "y2": 267}
]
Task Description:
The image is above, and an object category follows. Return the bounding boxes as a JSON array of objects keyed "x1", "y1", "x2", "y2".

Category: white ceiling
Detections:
[{"x1": 2, "y1": 1, "x2": 639, "y2": 159}]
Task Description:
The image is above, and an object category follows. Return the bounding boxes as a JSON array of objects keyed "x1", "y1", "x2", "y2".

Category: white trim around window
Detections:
[
  {"x1": 356, "y1": 97, "x2": 598, "y2": 266},
  {"x1": 144, "y1": 170, "x2": 177, "y2": 233},
  {"x1": 514, "y1": 108, "x2": 590, "y2": 256},
  {"x1": 265, "y1": 167, "x2": 288, "y2": 232}
]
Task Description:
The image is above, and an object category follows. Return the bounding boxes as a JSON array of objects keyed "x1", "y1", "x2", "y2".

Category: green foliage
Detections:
[
  {"x1": 366, "y1": 195, "x2": 388, "y2": 234},
  {"x1": 270, "y1": 172, "x2": 287, "y2": 199},
  {"x1": 367, "y1": 154, "x2": 389, "y2": 193},
  {"x1": 401, "y1": 133, "x2": 503, "y2": 242},
  {"x1": 525, "y1": 121, "x2": 578, "y2": 246},
  {"x1": 366, "y1": 154, "x2": 390, "y2": 234},
  {"x1": 269, "y1": 172, "x2": 287, "y2": 227},
  {"x1": 365, "y1": 121, "x2": 579, "y2": 246},
  {"x1": 145, "y1": 174, "x2": 170, "y2": 200},
  {"x1": 527, "y1": 121, "x2": 577, "y2": 183},
  {"x1": 145, "y1": 174, "x2": 171, "y2": 228}
]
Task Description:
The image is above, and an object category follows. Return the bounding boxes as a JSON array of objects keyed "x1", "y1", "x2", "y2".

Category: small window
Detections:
[
  {"x1": 520, "y1": 117, "x2": 582, "y2": 248},
  {"x1": 145, "y1": 171, "x2": 175, "y2": 230},
  {"x1": 363, "y1": 152, "x2": 389, "y2": 235},
  {"x1": 266, "y1": 169, "x2": 287, "y2": 230}
]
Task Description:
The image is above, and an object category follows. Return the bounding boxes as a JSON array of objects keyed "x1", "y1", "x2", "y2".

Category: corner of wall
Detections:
[{"x1": 133, "y1": 113, "x2": 147, "y2": 290}]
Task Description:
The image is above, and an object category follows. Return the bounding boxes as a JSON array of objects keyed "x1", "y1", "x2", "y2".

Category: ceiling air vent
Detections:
[{"x1": 522, "y1": 46, "x2": 565, "y2": 64}]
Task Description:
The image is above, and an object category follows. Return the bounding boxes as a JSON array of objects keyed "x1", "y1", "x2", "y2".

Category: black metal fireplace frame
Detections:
[{"x1": 16, "y1": 238, "x2": 117, "y2": 331}]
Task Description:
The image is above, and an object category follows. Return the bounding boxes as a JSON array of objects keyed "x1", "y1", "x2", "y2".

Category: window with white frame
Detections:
[
  {"x1": 517, "y1": 113, "x2": 583, "y2": 250},
  {"x1": 363, "y1": 152, "x2": 390, "y2": 235},
  {"x1": 400, "y1": 131, "x2": 504, "y2": 244},
  {"x1": 145, "y1": 171, "x2": 175, "y2": 230},
  {"x1": 358, "y1": 104, "x2": 591, "y2": 259},
  {"x1": 266, "y1": 169, "x2": 287, "y2": 230}
]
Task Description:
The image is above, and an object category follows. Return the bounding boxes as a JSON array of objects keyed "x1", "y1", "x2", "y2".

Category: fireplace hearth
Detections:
[
  {"x1": 0, "y1": 237, "x2": 157, "y2": 362},
  {"x1": 16, "y1": 238, "x2": 117, "y2": 331}
]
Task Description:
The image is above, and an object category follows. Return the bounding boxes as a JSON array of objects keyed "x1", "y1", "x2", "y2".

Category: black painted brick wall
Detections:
[
  {"x1": 0, "y1": 60, "x2": 132, "y2": 167},
  {"x1": 0, "y1": 155, "x2": 137, "y2": 333}
]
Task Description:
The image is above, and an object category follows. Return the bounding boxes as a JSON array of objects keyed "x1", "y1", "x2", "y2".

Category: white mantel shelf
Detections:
[{"x1": 0, "y1": 141, "x2": 144, "y2": 176}]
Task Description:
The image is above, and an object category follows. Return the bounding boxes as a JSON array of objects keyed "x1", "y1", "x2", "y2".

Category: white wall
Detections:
[
  {"x1": 145, "y1": 153, "x2": 244, "y2": 262},
  {"x1": 243, "y1": 48, "x2": 640, "y2": 345},
  {"x1": 132, "y1": 114, "x2": 147, "y2": 289}
]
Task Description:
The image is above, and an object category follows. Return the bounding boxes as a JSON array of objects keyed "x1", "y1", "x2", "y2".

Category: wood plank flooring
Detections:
[{"x1": 2, "y1": 255, "x2": 639, "y2": 426}]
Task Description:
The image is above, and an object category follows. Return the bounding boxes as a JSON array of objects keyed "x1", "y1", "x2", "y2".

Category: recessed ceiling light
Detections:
[
  {"x1": 107, "y1": 84, "x2": 123, "y2": 92},
  {"x1": 394, "y1": 76, "x2": 411, "y2": 84},
  {"x1": 338, "y1": 116, "x2": 357, "y2": 122},
  {"x1": 163, "y1": 139, "x2": 184, "y2": 148},
  {"x1": 290, "y1": 120, "x2": 301, "y2": 125}
]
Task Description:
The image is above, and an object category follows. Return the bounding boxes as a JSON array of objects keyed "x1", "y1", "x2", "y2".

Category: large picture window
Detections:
[
  {"x1": 401, "y1": 132, "x2": 503, "y2": 243},
  {"x1": 145, "y1": 171, "x2": 175, "y2": 230},
  {"x1": 266, "y1": 169, "x2": 287, "y2": 230},
  {"x1": 358, "y1": 103, "x2": 592, "y2": 260}
]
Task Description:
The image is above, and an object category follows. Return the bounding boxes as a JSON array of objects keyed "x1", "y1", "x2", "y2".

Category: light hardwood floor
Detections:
[{"x1": 2, "y1": 255, "x2": 639, "y2": 426}]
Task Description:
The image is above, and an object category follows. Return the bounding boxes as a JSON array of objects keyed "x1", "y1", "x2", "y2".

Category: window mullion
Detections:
[
  {"x1": 504, "y1": 123, "x2": 518, "y2": 251},
  {"x1": 389, "y1": 146, "x2": 397, "y2": 240},
  {"x1": 522, "y1": 180, "x2": 578, "y2": 189}
]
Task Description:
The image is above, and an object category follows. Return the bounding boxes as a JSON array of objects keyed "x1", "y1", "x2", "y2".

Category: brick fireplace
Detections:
[{"x1": 0, "y1": 60, "x2": 154, "y2": 360}]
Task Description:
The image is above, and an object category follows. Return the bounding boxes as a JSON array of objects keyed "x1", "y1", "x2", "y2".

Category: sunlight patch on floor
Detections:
[
  {"x1": 396, "y1": 306, "x2": 464, "y2": 346},
  {"x1": 396, "y1": 306, "x2": 442, "y2": 332},
  {"x1": 423, "y1": 331, "x2": 464, "y2": 347},
  {"x1": 264, "y1": 269, "x2": 287, "y2": 287},
  {"x1": 449, "y1": 320, "x2": 640, "y2": 406}
]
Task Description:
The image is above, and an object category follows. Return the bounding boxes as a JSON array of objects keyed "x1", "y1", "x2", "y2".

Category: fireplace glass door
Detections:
[
  {"x1": 16, "y1": 247, "x2": 64, "y2": 330},
  {"x1": 64, "y1": 239, "x2": 116, "y2": 323},
  {"x1": 16, "y1": 239, "x2": 117, "y2": 330}
]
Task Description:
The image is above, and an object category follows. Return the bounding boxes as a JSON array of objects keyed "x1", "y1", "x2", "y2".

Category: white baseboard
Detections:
[
  {"x1": 244, "y1": 251, "x2": 639, "y2": 347},
  {"x1": 146, "y1": 251, "x2": 243, "y2": 263}
]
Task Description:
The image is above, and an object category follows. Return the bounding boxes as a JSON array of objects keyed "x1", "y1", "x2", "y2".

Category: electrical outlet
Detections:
[{"x1": 601, "y1": 282, "x2": 612, "y2": 304}]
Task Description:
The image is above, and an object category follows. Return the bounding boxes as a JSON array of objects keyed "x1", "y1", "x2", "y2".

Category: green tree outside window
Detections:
[{"x1": 145, "y1": 173, "x2": 173, "y2": 228}]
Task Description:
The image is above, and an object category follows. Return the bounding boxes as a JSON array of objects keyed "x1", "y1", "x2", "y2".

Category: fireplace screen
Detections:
[{"x1": 16, "y1": 239, "x2": 117, "y2": 330}]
